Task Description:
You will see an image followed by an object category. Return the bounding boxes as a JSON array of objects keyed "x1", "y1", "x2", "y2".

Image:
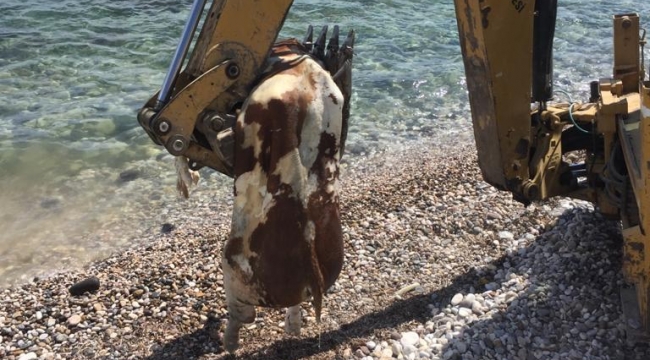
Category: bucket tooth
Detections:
[
  {"x1": 326, "y1": 25, "x2": 340, "y2": 55},
  {"x1": 342, "y1": 29, "x2": 355, "y2": 56},
  {"x1": 323, "y1": 25, "x2": 340, "y2": 74},
  {"x1": 313, "y1": 25, "x2": 328, "y2": 60},
  {"x1": 302, "y1": 25, "x2": 314, "y2": 51}
]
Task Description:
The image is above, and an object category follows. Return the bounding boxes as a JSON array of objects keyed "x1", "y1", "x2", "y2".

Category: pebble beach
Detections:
[
  {"x1": 3, "y1": 1, "x2": 650, "y2": 359},
  {"x1": 2, "y1": 140, "x2": 650, "y2": 360}
]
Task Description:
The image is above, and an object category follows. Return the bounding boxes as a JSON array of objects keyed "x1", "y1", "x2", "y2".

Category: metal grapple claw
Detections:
[
  {"x1": 343, "y1": 29, "x2": 355, "y2": 57},
  {"x1": 336, "y1": 29, "x2": 355, "y2": 158},
  {"x1": 323, "y1": 25, "x2": 340, "y2": 75},
  {"x1": 313, "y1": 25, "x2": 328, "y2": 60},
  {"x1": 302, "y1": 25, "x2": 355, "y2": 158},
  {"x1": 327, "y1": 25, "x2": 340, "y2": 54},
  {"x1": 303, "y1": 25, "x2": 314, "y2": 51}
]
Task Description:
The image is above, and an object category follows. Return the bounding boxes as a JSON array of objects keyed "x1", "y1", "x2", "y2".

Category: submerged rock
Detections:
[
  {"x1": 40, "y1": 197, "x2": 62, "y2": 210},
  {"x1": 117, "y1": 169, "x2": 141, "y2": 183},
  {"x1": 161, "y1": 223, "x2": 176, "y2": 234}
]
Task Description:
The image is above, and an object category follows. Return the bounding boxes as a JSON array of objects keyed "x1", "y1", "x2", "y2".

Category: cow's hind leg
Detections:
[
  {"x1": 284, "y1": 305, "x2": 302, "y2": 335},
  {"x1": 224, "y1": 300, "x2": 255, "y2": 353}
]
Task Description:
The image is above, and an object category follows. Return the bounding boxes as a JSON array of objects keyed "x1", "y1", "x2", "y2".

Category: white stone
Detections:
[
  {"x1": 381, "y1": 348, "x2": 393, "y2": 358},
  {"x1": 403, "y1": 344, "x2": 417, "y2": 357},
  {"x1": 471, "y1": 301, "x2": 485, "y2": 315},
  {"x1": 392, "y1": 341, "x2": 403, "y2": 356},
  {"x1": 450, "y1": 293, "x2": 463, "y2": 306},
  {"x1": 459, "y1": 293, "x2": 475, "y2": 308},
  {"x1": 400, "y1": 331, "x2": 420, "y2": 347},
  {"x1": 67, "y1": 314, "x2": 82, "y2": 326},
  {"x1": 18, "y1": 353, "x2": 38, "y2": 360},
  {"x1": 458, "y1": 308, "x2": 472, "y2": 318},
  {"x1": 498, "y1": 231, "x2": 514, "y2": 240}
]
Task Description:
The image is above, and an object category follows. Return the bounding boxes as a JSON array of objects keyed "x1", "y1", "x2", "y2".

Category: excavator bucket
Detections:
[{"x1": 453, "y1": 0, "x2": 537, "y2": 201}]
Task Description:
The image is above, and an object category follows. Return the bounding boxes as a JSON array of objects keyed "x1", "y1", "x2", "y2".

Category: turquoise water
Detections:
[{"x1": 0, "y1": 0, "x2": 647, "y2": 284}]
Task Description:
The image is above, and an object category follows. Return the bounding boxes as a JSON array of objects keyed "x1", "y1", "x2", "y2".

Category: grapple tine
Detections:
[
  {"x1": 342, "y1": 29, "x2": 355, "y2": 56},
  {"x1": 333, "y1": 28, "x2": 355, "y2": 159},
  {"x1": 337, "y1": 29, "x2": 355, "y2": 69},
  {"x1": 303, "y1": 25, "x2": 314, "y2": 51},
  {"x1": 323, "y1": 25, "x2": 340, "y2": 75},
  {"x1": 332, "y1": 59, "x2": 351, "y2": 81},
  {"x1": 327, "y1": 25, "x2": 340, "y2": 54},
  {"x1": 313, "y1": 25, "x2": 328, "y2": 60}
]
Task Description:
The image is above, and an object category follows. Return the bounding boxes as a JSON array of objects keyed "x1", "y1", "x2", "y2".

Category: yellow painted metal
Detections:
[
  {"x1": 527, "y1": 108, "x2": 567, "y2": 200},
  {"x1": 608, "y1": 13, "x2": 650, "y2": 331},
  {"x1": 156, "y1": 60, "x2": 236, "y2": 175},
  {"x1": 453, "y1": 0, "x2": 535, "y2": 196},
  {"x1": 455, "y1": 1, "x2": 650, "y2": 333},
  {"x1": 623, "y1": 225, "x2": 648, "y2": 330},
  {"x1": 139, "y1": 0, "x2": 294, "y2": 174},
  {"x1": 185, "y1": 0, "x2": 294, "y2": 112},
  {"x1": 619, "y1": 94, "x2": 648, "y2": 328},
  {"x1": 631, "y1": 80, "x2": 650, "y2": 329},
  {"x1": 614, "y1": 14, "x2": 641, "y2": 94}
]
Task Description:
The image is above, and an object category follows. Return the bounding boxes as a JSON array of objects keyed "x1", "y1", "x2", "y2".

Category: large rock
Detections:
[{"x1": 69, "y1": 277, "x2": 100, "y2": 296}]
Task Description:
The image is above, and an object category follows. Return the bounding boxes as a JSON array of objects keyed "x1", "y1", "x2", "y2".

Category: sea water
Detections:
[{"x1": 0, "y1": 0, "x2": 646, "y2": 284}]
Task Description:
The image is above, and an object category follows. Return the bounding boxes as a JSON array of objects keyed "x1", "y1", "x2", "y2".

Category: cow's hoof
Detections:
[
  {"x1": 223, "y1": 333, "x2": 239, "y2": 353},
  {"x1": 223, "y1": 322, "x2": 241, "y2": 353},
  {"x1": 284, "y1": 305, "x2": 302, "y2": 336},
  {"x1": 284, "y1": 322, "x2": 301, "y2": 336}
]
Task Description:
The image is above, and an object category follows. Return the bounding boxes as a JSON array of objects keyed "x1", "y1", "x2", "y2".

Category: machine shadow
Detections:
[
  {"x1": 143, "y1": 207, "x2": 646, "y2": 360},
  {"x1": 435, "y1": 207, "x2": 650, "y2": 360},
  {"x1": 143, "y1": 267, "x2": 481, "y2": 360}
]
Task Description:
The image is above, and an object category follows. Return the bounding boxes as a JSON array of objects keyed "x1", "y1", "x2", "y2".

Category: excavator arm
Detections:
[
  {"x1": 454, "y1": 0, "x2": 650, "y2": 336},
  {"x1": 136, "y1": 0, "x2": 354, "y2": 177}
]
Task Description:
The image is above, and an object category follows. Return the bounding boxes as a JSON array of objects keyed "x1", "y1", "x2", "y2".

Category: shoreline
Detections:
[{"x1": 1, "y1": 139, "x2": 649, "y2": 359}]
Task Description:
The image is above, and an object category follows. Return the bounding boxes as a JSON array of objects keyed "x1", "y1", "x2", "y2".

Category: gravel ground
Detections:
[{"x1": 1, "y1": 139, "x2": 650, "y2": 360}]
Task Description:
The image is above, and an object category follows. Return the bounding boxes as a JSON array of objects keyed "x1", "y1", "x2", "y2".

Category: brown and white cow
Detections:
[
  {"x1": 221, "y1": 38, "x2": 348, "y2": 352},
  {"x1": 176, "y1": 34, "x2": 353, "y2": 352}
]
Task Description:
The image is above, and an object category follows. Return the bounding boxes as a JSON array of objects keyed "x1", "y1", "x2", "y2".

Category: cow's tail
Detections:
[{"x1": 309, "y1": 245, "x2": 325, "y2": 324}]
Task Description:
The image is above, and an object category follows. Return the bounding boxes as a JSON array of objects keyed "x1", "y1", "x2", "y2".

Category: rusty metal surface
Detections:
[
  {"x1": 454, "y1": 2, "x2": 650, "y2": 334},
  {"x1": 453, "y1": 0, "x2": 505, "y2": 190},
  {"x1": 453, "y1": 0, "x2": 535, "y2": 198},
  {"x1": 138, "y1": 0, "x2": 295, "y2": 174},
  {"x1": 614, "y1": 14, "x2": 641, "y2": 94}
]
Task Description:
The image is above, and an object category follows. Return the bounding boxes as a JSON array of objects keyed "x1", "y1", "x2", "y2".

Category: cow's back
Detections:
[{"x1": 223, "y1": 40, "x2": 344, "y2": 309}]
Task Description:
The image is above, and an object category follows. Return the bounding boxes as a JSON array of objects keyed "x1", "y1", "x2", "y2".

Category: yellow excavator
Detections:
[
  {"x1": 136, "y1": 0, "x2": 650, "y2": 337},
  {"x1": 454, "y1": 0, "x2": 650, "y2": 337}
]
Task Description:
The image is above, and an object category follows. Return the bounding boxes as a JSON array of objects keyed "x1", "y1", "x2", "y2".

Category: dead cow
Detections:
[
  {"x1": 222, "y1": 36, "x2": 353, "y2": 353},
  {"x1": 175, "y1": 31, "x2": 353, "y2": 352}
]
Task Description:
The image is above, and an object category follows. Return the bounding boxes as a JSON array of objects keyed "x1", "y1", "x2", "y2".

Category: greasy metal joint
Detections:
[
  {"x1": 156, "y1": 119, "x2": 171, "y2": 135},
  {"x1": 202, "y1": 112, "x2": 233, "y2": 132},
  {"x1": 226, "y1": 63, "x2": 240, "y2": 79},
  {"x1": 522, "y1": 180, "x2": 540, "y2": 200},
  {"x1": 622, "y1": 16, "x2": 632, "y2": 29},
  {"x1": 136, "y1": 107, "x2": 162, "y2": 145},
  {"x1": 167, "y1": 135, "x2": 188, "y2": 156}
]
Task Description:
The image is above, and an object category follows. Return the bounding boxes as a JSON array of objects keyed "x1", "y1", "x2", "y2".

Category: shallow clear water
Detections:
[{"x1": 0, "y1": 0, "x2": 647, "y2": 284}]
